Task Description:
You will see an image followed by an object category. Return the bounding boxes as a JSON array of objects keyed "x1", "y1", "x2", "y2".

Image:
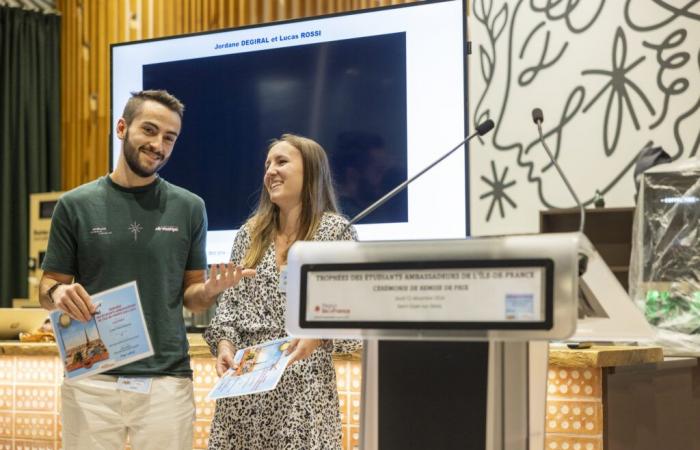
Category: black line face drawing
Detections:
[
  {"x1": 480, "y1": 160, "x2": 517, "y2": 221},
  {"x1": 469, "y1": 0, "x2": 700, "y2": 231}
]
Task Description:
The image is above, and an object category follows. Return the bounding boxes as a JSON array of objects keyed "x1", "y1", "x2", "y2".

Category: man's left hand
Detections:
[{"x1": 204, "y1": 263, "x2": 255, "y2": 299}]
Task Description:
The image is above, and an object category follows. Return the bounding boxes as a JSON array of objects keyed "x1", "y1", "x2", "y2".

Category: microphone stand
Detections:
[
  {"x1": 533, "y1": 117, "x2": 586, "y2": 234},
  {"x1": 532, "y1": 109, "x2": 587, "y2": 276}
]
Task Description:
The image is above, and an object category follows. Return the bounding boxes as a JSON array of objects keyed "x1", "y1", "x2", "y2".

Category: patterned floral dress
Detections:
[{"x1": 204, "y1": 212, "x2": 361, "y2": 450}]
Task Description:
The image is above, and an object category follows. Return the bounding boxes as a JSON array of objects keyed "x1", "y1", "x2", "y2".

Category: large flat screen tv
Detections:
[{"x1": 111, "y1": 0, "x2": 468, "y2": 263}]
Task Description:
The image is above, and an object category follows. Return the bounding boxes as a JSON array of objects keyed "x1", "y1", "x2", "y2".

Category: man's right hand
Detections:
[
  {"x1": 53, "y1": 283, "x2": 96, "y2": 322},
  {"x1": 216, "y1": 340, "x2": 238, "y2": 377}
]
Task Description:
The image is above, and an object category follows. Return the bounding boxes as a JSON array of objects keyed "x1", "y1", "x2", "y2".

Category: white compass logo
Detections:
[{"x1": 128, "y1": 222, "x2": 143, "y2": 241}]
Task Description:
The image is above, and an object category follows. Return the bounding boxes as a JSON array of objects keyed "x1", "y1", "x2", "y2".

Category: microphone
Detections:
[
  {"x1": 341, "y1": 119, "x2": 495, "y2": 234},
  {"x1": 531, "y1": 108, "x2": 585, "y2": 234},
  {"x1": 532, "y1": 108, "x2": 544, "y2": 125}
]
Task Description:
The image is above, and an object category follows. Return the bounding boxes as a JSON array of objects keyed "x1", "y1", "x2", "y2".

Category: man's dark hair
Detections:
[{"x1": 121, "y1": 90, "x2": 185, "y2": 125}]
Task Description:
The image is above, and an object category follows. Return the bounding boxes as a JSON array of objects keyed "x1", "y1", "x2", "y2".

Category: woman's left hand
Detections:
[{"x1": 285, "y1": 338, "x2": 322, "y2": 365}]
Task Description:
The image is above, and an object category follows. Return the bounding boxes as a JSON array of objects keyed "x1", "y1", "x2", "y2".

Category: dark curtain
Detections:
[{"x1": 0, "y1": 6, "x2": 61, "y2": 307}]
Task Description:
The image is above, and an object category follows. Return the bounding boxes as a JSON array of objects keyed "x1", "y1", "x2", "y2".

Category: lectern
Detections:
[{"x1": 286, "y1": 233, "x2": 584, "y2": 450}]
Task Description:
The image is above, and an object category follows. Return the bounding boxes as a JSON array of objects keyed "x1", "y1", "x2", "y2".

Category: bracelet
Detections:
[{"x1": 46, "y1": 282, "x2": 64, "y2": 304}]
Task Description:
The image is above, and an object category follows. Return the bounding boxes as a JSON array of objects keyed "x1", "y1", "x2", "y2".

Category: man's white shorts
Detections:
[{"x1": 61, "y1": 374, "x2": 195, "y2": 450}]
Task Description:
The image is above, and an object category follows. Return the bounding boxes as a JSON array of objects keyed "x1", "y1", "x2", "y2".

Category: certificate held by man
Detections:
[{"x1": 50, "y1": 281, "x2": 153, "y2": 380}]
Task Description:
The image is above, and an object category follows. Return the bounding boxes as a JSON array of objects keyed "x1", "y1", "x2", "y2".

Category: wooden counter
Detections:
[
  {"x1": 0, "y1": 334, "x2": 362, "y2": 450},
  {"x1": 0, "y1": 333, "x2": 361, "y2": 360},
  {"x1": 4, "y1": 340, "x2": 688, "y2": 450},
  {"x1": 0, "y1": 335, "x2": 211, "y2": 357},
  {"x1": 544, "y1": 345, "x2": 700, "y2": 450},
  {"x1": 0, "y1": 334, "x2": 220, "y2": 357},
  {"x1": 548, "y1": 344, "x2": 664, "y2": 368}
]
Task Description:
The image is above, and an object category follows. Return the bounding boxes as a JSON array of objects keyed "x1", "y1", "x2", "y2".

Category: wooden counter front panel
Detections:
[
  {"x1": 545, "y1": 366, "x2": 604, "y2": 450},
  {"x1": 0, "y1": 354, "x2": 362, "y2": 450}
]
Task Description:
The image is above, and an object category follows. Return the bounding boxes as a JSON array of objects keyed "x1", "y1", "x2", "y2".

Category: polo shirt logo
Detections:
[
  {"x1": 89, "y1": 226, "x2": 112, "y2": 235},
  {"x1": 128, "y1": 222, "x2": 143, "y2": 241},
  {"x1": 155, "y1": 225, "x2": 180, "y2": 233}
]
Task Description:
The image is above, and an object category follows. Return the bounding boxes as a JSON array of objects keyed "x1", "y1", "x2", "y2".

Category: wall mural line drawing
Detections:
[
  {"x1": 468, "y1": 0, "x2": 700, "y2": 235},
  {"x1": 480, "y1": 160, "x2": 518, "y2": 220}
]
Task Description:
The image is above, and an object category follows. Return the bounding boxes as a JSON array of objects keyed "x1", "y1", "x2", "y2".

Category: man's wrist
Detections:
[
  {"x1": 46, "y1": 282, "x2": 64, "y2": 304},
  {"x1": 203, "y1": 281, "x2": 219, "y2": 302}
]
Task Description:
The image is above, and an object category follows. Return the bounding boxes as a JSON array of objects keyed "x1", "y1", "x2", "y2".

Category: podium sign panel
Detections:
[
  {"x1": 286, "y1": 233, "x2": 581, "y2": 341},
  {"x1": 301, "y1": 260, "x2": 553, "y2": 329}
]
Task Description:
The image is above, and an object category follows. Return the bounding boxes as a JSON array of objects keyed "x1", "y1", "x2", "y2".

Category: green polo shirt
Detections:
[{"x1": 42, "y1": 175, "x2": 208, "y2": 377}]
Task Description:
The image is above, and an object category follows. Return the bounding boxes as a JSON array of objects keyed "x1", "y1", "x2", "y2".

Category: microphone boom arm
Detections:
[{"x1": 535, "y1": 122, "x2": 586, "y2": 233}]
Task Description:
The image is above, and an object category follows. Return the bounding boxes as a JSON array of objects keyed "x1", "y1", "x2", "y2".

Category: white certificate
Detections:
[{"x1": 50, "y1": 281, "x2": 154, "y2": 380}]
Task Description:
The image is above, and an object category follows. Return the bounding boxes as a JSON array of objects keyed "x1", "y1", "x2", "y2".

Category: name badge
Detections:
[
  {"x1": 278, "y1": 265, "x2": 288, "y2": 294},
  {"x1": 117, "y1": 377, "x2": 152, "y2": 394}
]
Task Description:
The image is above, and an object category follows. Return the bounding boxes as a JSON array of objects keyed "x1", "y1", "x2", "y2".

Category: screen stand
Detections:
[
  {"x1": 487, "y1": 341, "x2": 549, "y2": 450},
  {"x1": 360, "y1": 340, "x2": 548, "y2": 450}
]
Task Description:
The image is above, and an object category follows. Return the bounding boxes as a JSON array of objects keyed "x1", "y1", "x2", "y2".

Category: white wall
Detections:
[{"x1": 468, "y1": 0, "x2": 700, "y2": 236}]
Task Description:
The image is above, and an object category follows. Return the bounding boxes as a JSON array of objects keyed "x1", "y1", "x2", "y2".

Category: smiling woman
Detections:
[
  {"x1": 243, "y1": 134, "x2": 340, "y2": 269},
  {"x1": 264, "y1": 140, "x2": 305, "y2": 218},
  {"x1": 204, "y1": 133, "x2": 361, "y2": 450}
]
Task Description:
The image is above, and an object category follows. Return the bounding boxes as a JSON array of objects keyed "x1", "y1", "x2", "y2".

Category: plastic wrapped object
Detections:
[{"x1": 629, "y1": 158, "x2": 700, "y2": 354}]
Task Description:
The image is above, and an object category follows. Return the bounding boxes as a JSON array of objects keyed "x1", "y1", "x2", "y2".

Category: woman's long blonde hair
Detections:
[{"x1": 242, "y1": 134, "x2": 340, "y2": 268}]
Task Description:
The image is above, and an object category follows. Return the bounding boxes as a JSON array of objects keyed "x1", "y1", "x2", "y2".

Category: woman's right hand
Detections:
[{"x1": 216, "y1": 340, "x2": 238, "y2": 377}]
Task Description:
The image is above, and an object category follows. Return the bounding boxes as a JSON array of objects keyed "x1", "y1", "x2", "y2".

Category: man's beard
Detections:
[{"x1": 122, "y1": 130, "x2": 170, "y2": 178}]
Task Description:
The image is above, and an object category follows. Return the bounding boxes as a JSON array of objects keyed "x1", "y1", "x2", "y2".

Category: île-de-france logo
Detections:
[
  {"x1": 128, "y1": 222, "x2": 143, "y2": 241},
  {"x1": 314, "y1": 303, "x2": 350, "y2": 317}
]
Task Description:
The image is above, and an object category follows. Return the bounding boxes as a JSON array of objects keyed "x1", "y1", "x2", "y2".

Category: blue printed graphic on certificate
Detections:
[
  {"x1": 208, "y1": 338, "x2": 293, "y2": 399},
  {"x1": 505, "y1": 293, "x2": 536, "y2": 320},
  {"x1": 50, "y1": 281, "x2": 154, "y2": 380}
]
